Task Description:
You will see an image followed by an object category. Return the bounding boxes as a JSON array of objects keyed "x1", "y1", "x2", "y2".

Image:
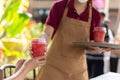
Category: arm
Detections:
[
  {"x1": 40, "y1": 25, "x2": 54, "y2": 44},
  {"x1": 6, "y1": 27, "x2": 51, "y2": 80},
  {"x1": 4, "y1": 55, "x2": 46, "y2": 80}
]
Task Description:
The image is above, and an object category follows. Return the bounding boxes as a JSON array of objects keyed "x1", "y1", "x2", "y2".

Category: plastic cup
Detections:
[
  {"x1": 31, "y1": 38, "x2": 46, "y2": 57},
  {"x1": 93, "y1": 27, "x2": 106, "y2": 42}
]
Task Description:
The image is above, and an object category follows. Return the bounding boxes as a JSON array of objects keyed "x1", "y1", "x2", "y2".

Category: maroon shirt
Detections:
[{"x1": 46, "y1": 0, "x2": 101, "y2": 40}]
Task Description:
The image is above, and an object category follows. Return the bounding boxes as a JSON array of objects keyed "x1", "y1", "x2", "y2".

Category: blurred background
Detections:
[{"x1": 0, "y1": 0, "x2": 120, "y2": 79}]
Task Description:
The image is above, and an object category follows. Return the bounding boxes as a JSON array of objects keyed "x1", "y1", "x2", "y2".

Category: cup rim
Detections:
[{"x1": 93, "y1": 27, "x2": 106, "y2": 32}]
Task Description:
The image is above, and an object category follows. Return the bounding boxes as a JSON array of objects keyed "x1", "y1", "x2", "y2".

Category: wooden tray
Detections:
[{"x1": 73, "y1": 42, "x2": 120, "y2": 49}]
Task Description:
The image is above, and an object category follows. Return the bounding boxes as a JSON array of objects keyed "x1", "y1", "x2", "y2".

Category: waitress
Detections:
[{"x1": 36, "y1": 0, "x2": 101, "y2": 80}]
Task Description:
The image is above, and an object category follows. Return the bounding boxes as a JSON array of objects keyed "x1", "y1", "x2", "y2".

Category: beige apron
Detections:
[{"x1": 37, "y1": 4, "x2": 92, "y2": 80}]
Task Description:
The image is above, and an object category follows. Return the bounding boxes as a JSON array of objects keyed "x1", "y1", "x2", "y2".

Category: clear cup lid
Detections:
[{"x1": 93, "y1": 27, "x2": 106, "y2": 32}]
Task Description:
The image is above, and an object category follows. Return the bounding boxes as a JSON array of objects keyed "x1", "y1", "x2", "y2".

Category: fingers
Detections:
[
  {"x1": 16, "y1": 59, "x2": 26, "y2": 68},
  {"x1": 35, "y1": 55, "x2": 46, "y2": 60},
  {"x1": 87, "y1": 46, "x2": 104, "y2": 54},
  {"x1": 88, "y1": 46, "x2": 100, "y2": 50},
  {"x1": 37, "y1": 60, "x2": 46, "y2": 66},
  {"x1": 99, "y1": 47, "x2": 113, "y2": 52},
  {"x1": 34, "y1": 55, "x2": 46, "y2": 67},
  {"x1": 15, "y1": 59, "x2": 26, "y2": 72}
]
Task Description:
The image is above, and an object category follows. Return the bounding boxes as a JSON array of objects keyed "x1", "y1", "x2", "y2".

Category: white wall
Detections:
[
  {"x1": 29, "y1": 0, "x2": 120, "y2": 9},
  {"x1": 29, "y1": 1, "x2": 54, "y2": 9},
  {"x1": 109, "y1": 0, "x2": 120, "y2": 9}
]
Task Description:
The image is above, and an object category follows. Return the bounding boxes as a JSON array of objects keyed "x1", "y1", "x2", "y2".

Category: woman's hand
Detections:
[
  {"x1": 4, "y1": 55, "x2": 46, "y2": 80},
  {"x1": 86, "y1": 46, "x2": 111, "y2": 54},
  {"x1": 15, "y1": 59, "x2": 26, "y2": 72},
  {"x1": 23, "y1": 55, "x2": 46, "y2": 72},
  {"x1": 15, "y1": 55, "x2": 46, "y2": 73}
]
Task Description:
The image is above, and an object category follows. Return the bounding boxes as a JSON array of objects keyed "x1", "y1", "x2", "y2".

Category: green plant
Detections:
[
  {"x1": 0, "y1": 0, "x2": 46, "y2": 65},
  {"x1": 0, "y1": 0, "x2": 31, "y2": 38},
  {"x1": 0, "y1": 0, "x2": 31, "y2": 64}
]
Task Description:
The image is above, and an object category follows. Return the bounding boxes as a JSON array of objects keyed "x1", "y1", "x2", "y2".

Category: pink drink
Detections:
[
  {"x1": 31, "y1": 38, "x2": 46, "y2": 57},
  {"x1": 93, "y1": 27, "x2": 106, "y2": 42}
]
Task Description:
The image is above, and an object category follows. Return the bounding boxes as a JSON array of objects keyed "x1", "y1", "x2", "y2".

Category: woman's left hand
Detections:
[
  {"x1": 24, "y1": 55, "x2": 46, "y2": 72},
  {"x1": 15, "y1": 55, "x2": 46, "y2": 73},
  {"x1": 86, "y1": 46, "x2": 111, "y2": 54}
]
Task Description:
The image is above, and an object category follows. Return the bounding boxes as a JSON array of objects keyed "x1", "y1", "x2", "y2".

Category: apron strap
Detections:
[
  {"x1": 86, "y1": 2, "x2": 92, "y2": 42},
  {"x1": 88, "y1": 2, "x2": 92, "y2": 26}
]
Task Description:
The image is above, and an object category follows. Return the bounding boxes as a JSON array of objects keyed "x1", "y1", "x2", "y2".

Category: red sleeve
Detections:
[
  {"x1": 45, "y1": 0, "x2": 66, "y2": 38},
  {"x1": 45, "y1": 2, "x2": 60, "y2": 30}
]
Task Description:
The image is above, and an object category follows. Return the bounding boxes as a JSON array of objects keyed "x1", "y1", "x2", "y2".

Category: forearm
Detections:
[
  {"x1": 41, "y1": 25, "x2": 54, "y2": 44},
  {"x1": 4, "y1": 56, "x2": 46, "y2": 80}
]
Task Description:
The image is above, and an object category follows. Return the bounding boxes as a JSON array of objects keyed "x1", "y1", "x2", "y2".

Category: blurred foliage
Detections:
[
  {"x1": 0, "y1": 0, "x2": 45, "y2": 65},
  {"x1": 0, "y1": 0, "x2": 30, "y2": 38}
]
